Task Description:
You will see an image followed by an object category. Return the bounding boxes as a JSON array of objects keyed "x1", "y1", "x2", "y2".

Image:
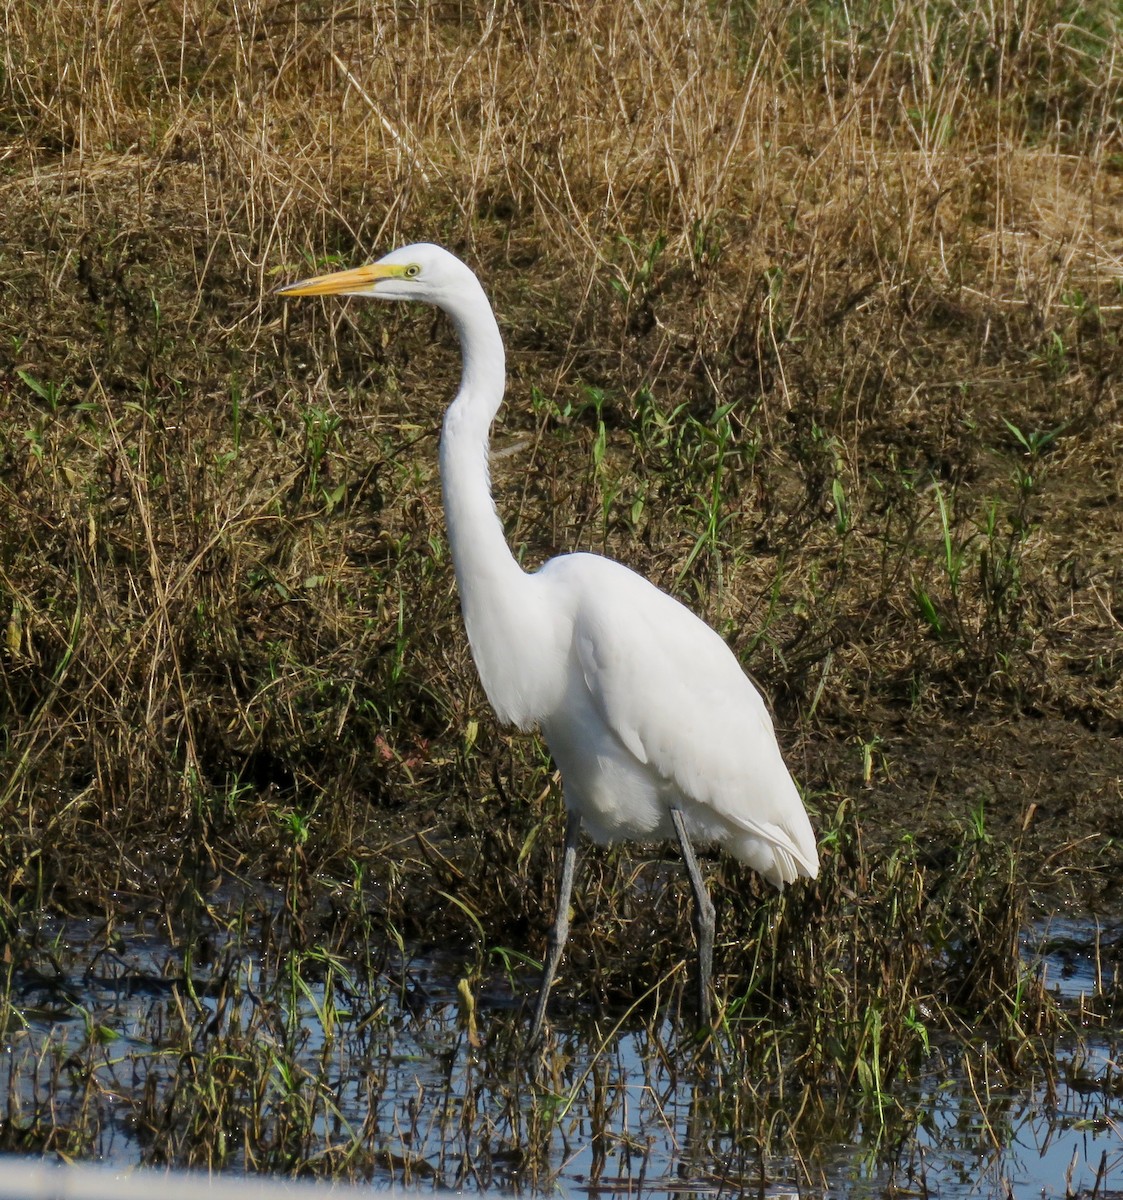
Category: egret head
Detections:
[{"x1": 276, "y1": 243, "x2": 475, "y2": 307}]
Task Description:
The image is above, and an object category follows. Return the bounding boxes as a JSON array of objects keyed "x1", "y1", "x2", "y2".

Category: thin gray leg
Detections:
[
  {"x1": 670, "y1": 807, "x2": 715, "y2": 1027},
  {"x1": 527, "y1": 808, "x2": 582, "y2": 1046}
]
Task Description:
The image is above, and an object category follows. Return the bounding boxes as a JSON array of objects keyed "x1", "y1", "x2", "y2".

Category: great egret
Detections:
[{"x1": 278, "y1": 244, "x2": 819, "y2": 1042}]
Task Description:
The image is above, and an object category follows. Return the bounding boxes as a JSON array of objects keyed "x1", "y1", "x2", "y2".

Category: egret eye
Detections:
[{"x1": 404, "y1": 264, "x2": 421, "y2": 278}]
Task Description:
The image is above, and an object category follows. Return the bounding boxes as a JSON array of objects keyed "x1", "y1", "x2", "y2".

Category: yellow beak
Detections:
[{"x1": 275, "y1": 262, "x2": 404, "y2": 297}]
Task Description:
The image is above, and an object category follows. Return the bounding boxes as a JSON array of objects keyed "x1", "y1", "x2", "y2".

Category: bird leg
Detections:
[
  {"x1": 670, "y1": 807, "x2": 715, "y2": 1027},
  {"x1": 527, "y1": 808, "x2": 582, "y2": 1046}
]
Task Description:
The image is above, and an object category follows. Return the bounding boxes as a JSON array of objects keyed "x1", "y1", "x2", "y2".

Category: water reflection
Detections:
[{"x1": 0, "y1": 911, "x2": 1120, "y2": 1196}]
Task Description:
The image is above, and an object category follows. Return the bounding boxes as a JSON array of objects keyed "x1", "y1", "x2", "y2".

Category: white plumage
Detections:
[
  {"x1": 279, "y1": 243, "x2": 819, "y2": 1042},
  {"x1": 537, "y1": 553, "x2": 817, "y2": 882}
]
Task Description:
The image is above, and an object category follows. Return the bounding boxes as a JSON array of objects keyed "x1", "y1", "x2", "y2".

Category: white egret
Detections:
[{"x1": 278, "y1": 244, "x2": 819, "y2": 1043}]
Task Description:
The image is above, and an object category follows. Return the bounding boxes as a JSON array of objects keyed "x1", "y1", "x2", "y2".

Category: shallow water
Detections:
[{"x1": 1, "y1": 910, "x2": 1120, "y2": 1197}]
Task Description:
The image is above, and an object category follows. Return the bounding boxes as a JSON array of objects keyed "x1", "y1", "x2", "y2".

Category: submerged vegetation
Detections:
[
  {"x1": 1, "y1": 0, "x2": 1122, "y2": 1189},
  {"x1": 2, "y1": 805, "x2": 1121, "y2": 1191}
]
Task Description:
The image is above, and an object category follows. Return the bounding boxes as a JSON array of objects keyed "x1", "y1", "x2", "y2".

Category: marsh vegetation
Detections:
[{"x1": 1, "y1": 0, "x2": 1122, "y2": 1193}]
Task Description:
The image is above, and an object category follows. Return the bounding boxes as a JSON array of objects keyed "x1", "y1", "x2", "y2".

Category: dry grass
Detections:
[{"x1": 1, "y1": 0, "x2": 1122, "y2": 966}]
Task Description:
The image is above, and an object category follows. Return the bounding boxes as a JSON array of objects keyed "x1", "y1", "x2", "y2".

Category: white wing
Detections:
[{"x1": 540, "y1": 553, "x2": 818, "y2": 883}]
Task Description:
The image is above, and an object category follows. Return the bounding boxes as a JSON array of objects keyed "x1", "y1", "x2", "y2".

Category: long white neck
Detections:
[{"x1": 438, "y1": 279, "x2": 546, "y2": 729}]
